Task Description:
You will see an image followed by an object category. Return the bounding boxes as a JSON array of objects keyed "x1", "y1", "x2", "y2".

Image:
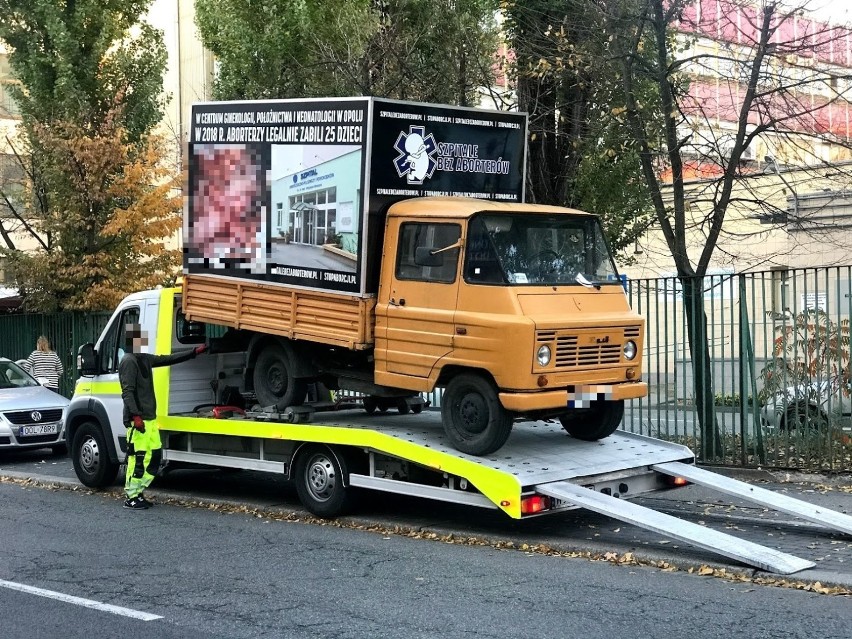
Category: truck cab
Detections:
[{"x1": 375, "y1": 197, "x2": 646, "y2": 455}]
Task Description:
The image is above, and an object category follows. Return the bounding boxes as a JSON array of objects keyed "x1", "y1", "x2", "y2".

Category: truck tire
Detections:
[
  {"x1": 253, "y1": 344, "x2": 308, "y2": 410},
  {"x1": 362, "y1": 396, "x2": 378, "y2": 414},
  {"x1": 441, "y1": 374, "x2": 512, "y2": 456},
  {"x1": 293, "y1": 445, "x2": 355, "y2": 517},
  {"x1": 559, "y1": 400, "x2": 624, "y2": 441},
  {"x1": 72, "y1": 421, "x2": 120, "y2": 488}
]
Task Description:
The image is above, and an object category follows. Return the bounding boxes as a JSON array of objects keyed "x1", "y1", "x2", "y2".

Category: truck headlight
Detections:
[
  {"x1": 537, "y1": 345, "x2": 552, "y2": 366},
  {"x1": 623, "y1": 340, "x2": 637, "y2": 360}
]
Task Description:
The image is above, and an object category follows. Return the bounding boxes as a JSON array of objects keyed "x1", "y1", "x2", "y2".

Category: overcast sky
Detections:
[{"x1": 806, "y1": 0, "x2": 851, "y2": 26}]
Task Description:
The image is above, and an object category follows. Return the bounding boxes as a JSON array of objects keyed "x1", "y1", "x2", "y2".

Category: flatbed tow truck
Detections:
[{"x1": 68, "y1": 288, "x2": 852, "y2": 576}]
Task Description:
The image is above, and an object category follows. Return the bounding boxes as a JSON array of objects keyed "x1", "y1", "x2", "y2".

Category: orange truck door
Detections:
[{"x1": 377, "y1": 219, "x2": 461, "y2": 378}]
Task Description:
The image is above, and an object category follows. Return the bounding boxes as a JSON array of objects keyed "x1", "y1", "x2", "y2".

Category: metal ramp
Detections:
[
  {"x1": 654, "y1": 462, "x2": 852, "y2": 536},
  {"x1": 538, "y1": 481, "x2": 815, "y2": 574}
]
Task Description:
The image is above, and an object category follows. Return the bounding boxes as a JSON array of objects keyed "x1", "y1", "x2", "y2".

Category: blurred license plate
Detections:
[{"x1": 20, "y1": 423, "x2": 58, "y2": 436}]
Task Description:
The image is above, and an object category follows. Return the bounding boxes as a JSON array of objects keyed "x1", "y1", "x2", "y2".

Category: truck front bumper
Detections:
[{"x1": 499, "y1": 382, "x2": 648, "y2": 412}]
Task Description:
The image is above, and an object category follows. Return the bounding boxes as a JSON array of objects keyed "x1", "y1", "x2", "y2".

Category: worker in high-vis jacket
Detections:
[{"x1": 119, "y1": 323, "x2": 207, "y2": 510}]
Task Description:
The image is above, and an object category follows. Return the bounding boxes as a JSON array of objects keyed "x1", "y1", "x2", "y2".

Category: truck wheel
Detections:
[
  {"x1": 294, "y1": 445, "x2": 354, "y2": 517},
  {"x1": 253, "y1": 344, "x2": 308, "y2": 410},
  {"x1": 71, "y1": 422, "x2": 120, "y2": 488},
  {"x1": 442, "y1": 374, "x2": 512, "y2": 455},
  {"x1": 397, "y1": 399, "x2": 410, "y2": 415},
  {"x1": 362, "y1": 396, "x2": 378, "y2": 414},
  {"x1": 559, "y1": 400, "x2": 624, "y2": 441}
]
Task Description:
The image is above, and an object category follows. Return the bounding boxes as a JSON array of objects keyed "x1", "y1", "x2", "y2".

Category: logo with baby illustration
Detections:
[{"x1": 393, "y1": 125, "x2": 438, "y2": 185}]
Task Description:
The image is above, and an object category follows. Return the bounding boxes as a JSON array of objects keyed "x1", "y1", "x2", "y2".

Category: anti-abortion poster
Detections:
[
  {"x1": 185, "y1": 98, "x2": 369, "y2": 293},
  {"x1": 369, "y1": 99, "x2": 526, "y2": 207},
  {"x1": 363, "y1": 99, "x2": 527, "y2": 289}
]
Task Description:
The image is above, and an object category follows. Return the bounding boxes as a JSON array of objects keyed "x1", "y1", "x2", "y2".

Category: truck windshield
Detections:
[{"x1": 464, "y1": 213, "x2": 619, "y2": 286}]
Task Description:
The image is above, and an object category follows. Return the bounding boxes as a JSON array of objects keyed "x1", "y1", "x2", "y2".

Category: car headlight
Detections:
[
  {"x1": 537, "y1": 345, "x2": 552, "y2": 366},
  {"x1": 623, "y1": 340, "x2": 637, "y2": 360}
]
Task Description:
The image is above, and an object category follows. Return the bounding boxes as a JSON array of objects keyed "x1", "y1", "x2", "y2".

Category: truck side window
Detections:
[
  {"x1": 99, "y1": 307, "x2": 141, "y2": 373},
  {"x1": 396, "y1": 222, "x2": 461, "y2": 283}
]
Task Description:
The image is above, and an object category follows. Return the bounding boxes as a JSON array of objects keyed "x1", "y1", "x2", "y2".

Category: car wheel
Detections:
[
  {"x1": 71, "y1": 422, "x2": 120, "y2": 488},
  {"x1": 782, "y1": 402, "x2": 828, "y2": 432},
  {"x1": 50, "y1": 443, "x2": 68, "y2": 456}
]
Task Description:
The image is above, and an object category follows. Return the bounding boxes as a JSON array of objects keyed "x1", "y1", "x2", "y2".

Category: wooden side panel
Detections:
[{"x1": 183, "y1": 275, "x2": 374, "y2": 349}]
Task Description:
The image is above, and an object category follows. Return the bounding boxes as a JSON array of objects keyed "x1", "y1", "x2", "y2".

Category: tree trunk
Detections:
[{"x1": 681, "y1": 276, "x2": 723, "y2": 460}]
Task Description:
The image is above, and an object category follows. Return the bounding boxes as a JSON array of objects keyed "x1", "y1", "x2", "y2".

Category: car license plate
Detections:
[{"x1": 20, "y1": 423, "x2": 59, "y2": 437}]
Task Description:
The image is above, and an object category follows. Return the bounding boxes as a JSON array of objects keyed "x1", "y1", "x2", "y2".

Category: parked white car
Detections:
[
  {"x1": 759, "y1": 380, "x2": 851, "y2": 431},
  {"x1": 0, "y1": 357, "x2": 69, "y2": 454}
]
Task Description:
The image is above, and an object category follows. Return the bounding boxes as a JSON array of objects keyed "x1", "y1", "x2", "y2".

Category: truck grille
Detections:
[
  {"x1": 537, "y1": 327, "x2": 639, "y2": 369},
  {"x1": 555, "y1": 337, "x2": 622, "y2": 367},
  {"x1": 3, "y1": 409, "x2": 64, "y2": 425}
]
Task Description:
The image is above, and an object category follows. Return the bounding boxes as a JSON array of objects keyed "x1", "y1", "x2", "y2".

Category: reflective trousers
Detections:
[{"x1": 125, "y1": 420, "x2": 162, "y2": 499}]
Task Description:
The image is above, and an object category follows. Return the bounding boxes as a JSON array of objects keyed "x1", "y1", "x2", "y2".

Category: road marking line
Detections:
[{"x1": 0, "y1": 579, "x2": 162, "y2": 621}]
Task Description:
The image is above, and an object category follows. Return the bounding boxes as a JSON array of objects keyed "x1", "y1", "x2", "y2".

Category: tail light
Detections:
[{"x1": 521, "y1": 495, "x2": 550, "y2": 515}]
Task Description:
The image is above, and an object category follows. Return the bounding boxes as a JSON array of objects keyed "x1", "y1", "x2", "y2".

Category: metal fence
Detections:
[
  {"x1": 0, "y1": 311, "x2": 112, "y2": 397},
  {"x1": 627, "y1": 267, "x2": 852, "y2": 473}
]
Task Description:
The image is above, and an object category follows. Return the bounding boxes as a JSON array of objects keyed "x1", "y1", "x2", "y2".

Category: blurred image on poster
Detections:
[{"x1": 187, "y1": 144, "x2": 268, "y2": 275}]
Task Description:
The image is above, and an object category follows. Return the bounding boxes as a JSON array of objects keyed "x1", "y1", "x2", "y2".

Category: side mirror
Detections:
[
  {"x1": 177, "y1": 314, "x2": 207, "y2": 344},
  {"x1": 77, "y1": 343, "x2": 98, "y2": 376},
  {"x1": 414, "y1": 246, "x2": 443, "y2": 267}
]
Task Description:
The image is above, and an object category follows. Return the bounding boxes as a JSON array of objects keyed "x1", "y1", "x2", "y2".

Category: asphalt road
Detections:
[
  {"x1": 2, "y1": 476, "x2": 851, "y2": 639},
  {"x1": 3, "y1": 446, "x2": 852, "y2": 581}
]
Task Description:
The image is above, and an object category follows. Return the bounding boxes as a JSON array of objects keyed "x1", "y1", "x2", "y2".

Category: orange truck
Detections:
[{"x1": 182, "y1": 97, "x2": 646, "y2": 455}]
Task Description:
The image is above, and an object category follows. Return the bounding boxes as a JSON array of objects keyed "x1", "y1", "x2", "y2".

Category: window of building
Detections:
[{"x1": 0, "y1": 54, "x2": 20, "y2": 117}]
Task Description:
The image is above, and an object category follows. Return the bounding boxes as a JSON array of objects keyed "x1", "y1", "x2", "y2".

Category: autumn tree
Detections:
[
  {"x1": 2, "y1": 114, "x2": 181, "y2": 312},
  {"x1": 194, "y1": 0, "x2": 499, "y2": 106},
  {"x1": 601, "y1": 0, "x2": 852, "y2": 457},
  {"x1": 0, "y1": 0, "x2": 176, "y2": 311}
]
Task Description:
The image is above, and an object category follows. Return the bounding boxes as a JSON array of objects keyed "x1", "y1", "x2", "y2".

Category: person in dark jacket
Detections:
[{"x1": 119, "y1": 323, "x2": 207, "y2": 510}]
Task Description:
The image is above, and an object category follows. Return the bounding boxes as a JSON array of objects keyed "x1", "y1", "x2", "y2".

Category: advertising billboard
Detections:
[{"x1": 185, "y1": 97, "x2": 526, "y2": 295}]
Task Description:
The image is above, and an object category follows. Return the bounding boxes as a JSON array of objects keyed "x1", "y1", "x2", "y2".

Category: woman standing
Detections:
[{"x1": 26, "y1": 336, "x2": 64, "y2": 394}]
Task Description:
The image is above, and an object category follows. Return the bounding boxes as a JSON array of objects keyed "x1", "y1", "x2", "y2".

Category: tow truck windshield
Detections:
[{"x1": 463, "y1": 212, "x2": 619, "y2": 286}]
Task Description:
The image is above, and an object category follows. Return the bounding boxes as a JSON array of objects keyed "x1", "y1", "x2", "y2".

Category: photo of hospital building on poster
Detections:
[{"x1": 185, "y1": 98, "x2": 368, "y2": 293}]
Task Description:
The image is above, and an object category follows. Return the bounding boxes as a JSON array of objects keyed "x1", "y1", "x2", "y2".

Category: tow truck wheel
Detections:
[
  {"x1": 294, "y1": 445, "x2": 354, "y2": 517},
  {"x1": 253, "y1": 344, "x2": 308, "y2": 410},
  {"x1": 71, "y1": 422, "x2": 120, "y2": 488},
  {"x1": 442, "y1": 374, "x2": 512, "y2": 455},
  {"x1": 559, "y1": 400, "x2": 624, "y2": 441}
]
